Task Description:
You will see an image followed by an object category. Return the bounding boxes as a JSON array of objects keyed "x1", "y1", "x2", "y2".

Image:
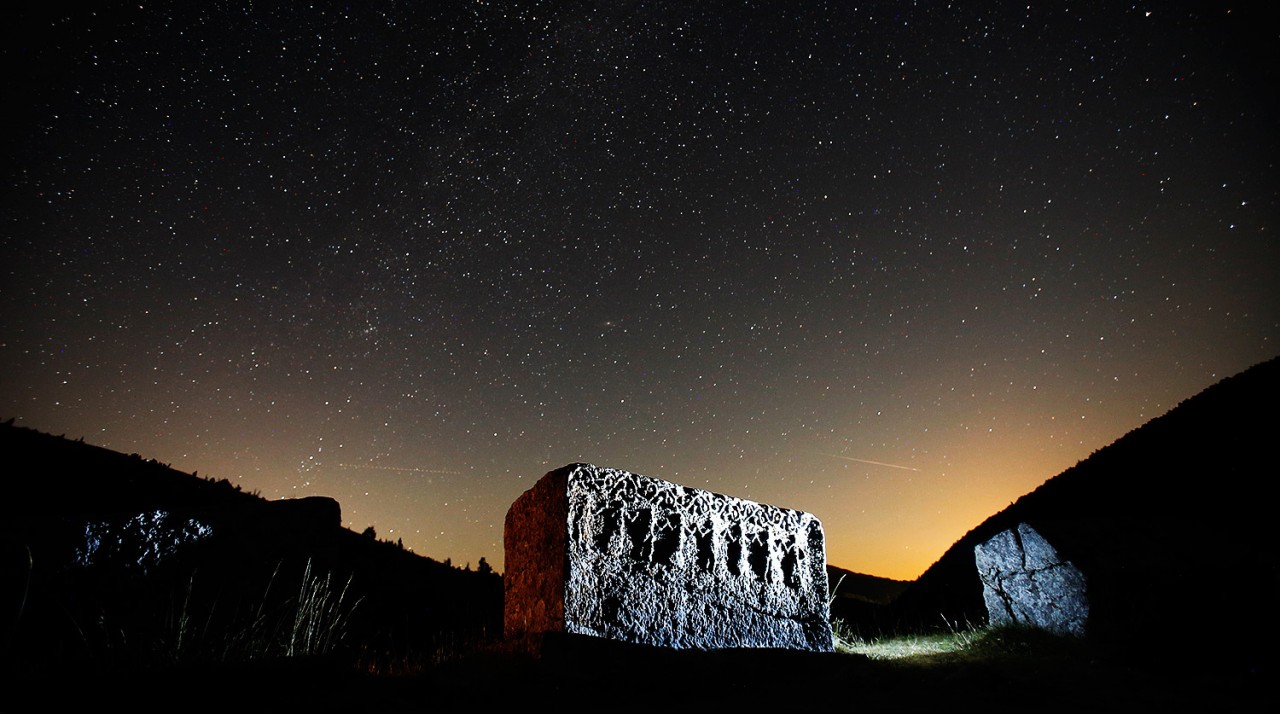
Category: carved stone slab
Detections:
[{"x1": 504, "y1": 463, "x2": 833, "y2": 651}]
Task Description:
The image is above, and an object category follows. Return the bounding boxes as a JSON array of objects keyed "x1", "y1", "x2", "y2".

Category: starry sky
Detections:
[{"x1": 3, "y1": 1, "x2": 1276, "y2": 580}]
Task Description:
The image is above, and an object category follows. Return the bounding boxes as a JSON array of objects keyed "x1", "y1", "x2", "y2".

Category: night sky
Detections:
[{"x1": 3, "y1": 2, "x2": 1275, "y2": 580}]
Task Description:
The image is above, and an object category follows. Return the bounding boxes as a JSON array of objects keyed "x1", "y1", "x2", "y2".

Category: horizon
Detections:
[{"x1": 7, "y1": 354, "x2": 1274, "y2": 581}]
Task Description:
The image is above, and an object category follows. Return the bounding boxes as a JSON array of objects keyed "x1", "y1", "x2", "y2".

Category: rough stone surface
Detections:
[
  {"x1": 75, "y1": 509, "x2": 213, "y2": 573},
  {"x1": 974, "y1": 522, "x2": 1089, "y2": 636},
  {"x1": 504, "y1": 463, "x2": 833, "y2": 651},
  {"x1": 72, "y1": 497, "x2": 342, "y2": 575}
]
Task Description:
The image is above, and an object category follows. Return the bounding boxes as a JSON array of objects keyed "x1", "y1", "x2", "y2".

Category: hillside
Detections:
[
  {"x1": 876, "y1": 357, "x2": 1279, "y2": 671},
  {"x1": 0, "y1": 422, "x2": 503, "y2": 679}
]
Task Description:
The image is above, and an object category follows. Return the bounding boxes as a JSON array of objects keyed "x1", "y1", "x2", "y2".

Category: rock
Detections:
[
  {"x1": 974, "y1": 522, "x2": 1088, "y2": 637},
  {"x1": 75, "y1": 509, "x2": 213, "y2": 573},
  {"x1": 224, "y1": 496, "x2": 343, "y2": 545},
  {"x1": 263, "y1": 496, "x2": 342, "y2": 531},
  {"x1": 504, "y1": 463, "x2": 833, "y2": 651}
]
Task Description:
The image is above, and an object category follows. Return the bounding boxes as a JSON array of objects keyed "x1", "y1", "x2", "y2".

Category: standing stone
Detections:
[
  {"x1": 974, "y1": 522, "x2": 1089, "y2": 637},
  {"x1": 504, "y1": 463, "x2": 833, "y2": 651}
]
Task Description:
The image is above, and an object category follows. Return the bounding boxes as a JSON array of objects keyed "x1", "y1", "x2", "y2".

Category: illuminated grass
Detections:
[
  {"x1": 837, "y1": 630, "x2": 978, "y2": 660},
  {"x1": 833, "y1": 616, "x2": 1087, "y2": 669}
]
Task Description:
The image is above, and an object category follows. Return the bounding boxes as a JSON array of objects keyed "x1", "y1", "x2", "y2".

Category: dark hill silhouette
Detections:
[
  {"x1": 0, "y1": 423, "x2": 502, "y2": 679},
  {"x1": 826, "y1": 564, "x2": 911, "y2": 606},
  {"x1": 877, "y1": 356, "x2": 1279, "y2": 672},
  {"x1": 826, "y1": 564, "x2": 911, "y2": 637}
]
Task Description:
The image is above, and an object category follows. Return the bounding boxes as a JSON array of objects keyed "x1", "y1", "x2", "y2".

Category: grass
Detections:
[
  {"x1": 827, "y1": 575, "x2": 991, "y2": 662},
  {"x1": 836, "y1": 626, "x2": 977, "y2": 660},
  {"x1": 832, "y1": 615, "x2": 1086, "y2": 666},
  {"x1": 14, "y1": 556, "x2": 369, "y2": 669},
  {"x1": 159, "y1": 558, "x2": 364, "y2": 663},
  {"x1": 284, "y1": 558, "x2": 363, "y2": 658},
  {"x1": 822, "y1": 618, "x2": 1274, "y2": 712},
  {"x1": 825, "y1": 564, "x2": 1091, "y2": 666},
  {"x1": 7, "y1": 535, "x2": 499, "y2": 683}
]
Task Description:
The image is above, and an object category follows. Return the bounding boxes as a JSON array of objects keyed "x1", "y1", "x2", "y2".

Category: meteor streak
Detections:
[{"x1": 821, "y1": 454, "x2": 920, "y2": 472}]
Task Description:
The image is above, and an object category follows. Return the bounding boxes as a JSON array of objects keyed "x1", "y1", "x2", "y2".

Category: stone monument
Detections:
[
  {"x1": 974, "y1": 522, "x2": 1089, "y2": 637},
  {"x1": 504, "y1": 463, "x2": 833, "y2": 651}
]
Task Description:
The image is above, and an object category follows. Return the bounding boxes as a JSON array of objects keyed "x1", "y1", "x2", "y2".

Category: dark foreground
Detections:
[{"x1": 8, "y1": 632, "x2": 1274, "y2": 713}]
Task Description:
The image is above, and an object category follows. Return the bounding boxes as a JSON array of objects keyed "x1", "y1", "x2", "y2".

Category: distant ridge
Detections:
[
  {"x1": 880, "y1": 357, "x2": 1279, "y2": 667},
  {"x1": 825, "y1": 564, "x2": 912, "y2": 638},
  {"x1": 826, "y1": 564, "x2": 911, "y2": 606}
]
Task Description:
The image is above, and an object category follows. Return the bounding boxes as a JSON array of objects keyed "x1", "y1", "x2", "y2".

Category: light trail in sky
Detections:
[{"x1": 821, "y1": 454, "x2": 920, "y2": 472}]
